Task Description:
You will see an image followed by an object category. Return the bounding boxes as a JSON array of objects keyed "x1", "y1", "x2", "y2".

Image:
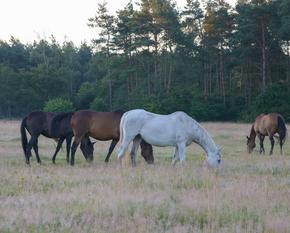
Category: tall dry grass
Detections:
[{"x1": 0, "y1": 121, "x2": 290, "y2": 233}]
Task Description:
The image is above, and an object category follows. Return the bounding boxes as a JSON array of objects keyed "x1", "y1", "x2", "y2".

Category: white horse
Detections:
[{"x1": 117, "y1": 109, "x2": 221, "y2": 167}]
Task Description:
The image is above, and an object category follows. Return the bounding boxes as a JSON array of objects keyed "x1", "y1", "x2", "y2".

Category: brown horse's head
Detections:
[
  {"x1": 140, "y1": 140, "x2": 154, "y2": 164},
  {"x1": 80, "y1": 136, "x2": 94, "y2": 162},
  {"x1": 246, "y1": 136, "x2": 256, "y2": 153}
]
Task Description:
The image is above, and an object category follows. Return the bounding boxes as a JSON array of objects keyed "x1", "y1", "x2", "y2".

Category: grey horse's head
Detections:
[{"x1": 207, "y1": 147, "x2": 221, "y2": 167}]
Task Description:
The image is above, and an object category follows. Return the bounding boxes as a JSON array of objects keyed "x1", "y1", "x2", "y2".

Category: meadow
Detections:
[{"x1": 0, "y1": 120, "x2": 290, "y2": 233}]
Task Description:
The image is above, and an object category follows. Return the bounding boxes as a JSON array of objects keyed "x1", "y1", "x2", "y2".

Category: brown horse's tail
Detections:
[
  {"x1": 277, "y1": 115, "x2": 287, "y2": 145},
  {"x1": 20, "y1": 117, "x2": 28, "y2": 155}
]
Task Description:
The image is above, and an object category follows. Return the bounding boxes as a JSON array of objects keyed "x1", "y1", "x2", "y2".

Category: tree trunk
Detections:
[
  {"x1": 203, "y1": 63, "x2": 208, "y2": 101},
  {"x1": 147, "y1": 62, "x2": 151, "y2": 96},
  {"x1": 167, "y1": 59, "x2": 173, "y2": 92},
  {"x1": 220, "y1": 47, "x2": 226, "y2": 105},
  {"x1": 287, "y1": 41, "x2": 290, "y2": 91},
  {"x1": 261, "y1": 21, "x2": 266, "y2": 92},
  {"x1": 209, "y1": 64, "x2": 212, "y2": 96},
  {"x1": 216, "y1": 62, "x2": 220, "y2": 95},
  {"x1": 154, "y1": 33, "x2": 158, "y2": 94},
  {"x1": 107, "y1": 56, "x2": 112, "y2": 111}
]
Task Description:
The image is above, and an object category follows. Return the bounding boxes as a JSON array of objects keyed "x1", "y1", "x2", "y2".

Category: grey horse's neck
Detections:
[{"x1": 190, "y1": 120, "x2": 217, "y2": 154}]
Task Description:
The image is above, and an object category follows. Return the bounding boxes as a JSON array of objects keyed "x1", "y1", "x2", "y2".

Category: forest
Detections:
[{"x1": 0, "y1": 0, "x2": 290, "y2": 121}]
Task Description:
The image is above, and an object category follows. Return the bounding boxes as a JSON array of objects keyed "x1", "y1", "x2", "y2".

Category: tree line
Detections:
[{"x1": 1, "y1": 0, "x2": 290, "y2": 121}]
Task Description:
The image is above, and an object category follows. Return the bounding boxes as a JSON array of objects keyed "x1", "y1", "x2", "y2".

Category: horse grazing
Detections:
[
  {"x1": 70, "y1": 109, "x2": 154, "y2": 166},
  {"x1": 20, "y1": 111, "x2": 92, "y2": 165},
  {"x1": 50, "y1": 112, "x2": 94, "y2": 163},
  {"x1": 247, "y1": 113, "x2": 287, "y2": 155},
  {"x1": 117, "y1": 109, "x2": 221, "y2": 167}
]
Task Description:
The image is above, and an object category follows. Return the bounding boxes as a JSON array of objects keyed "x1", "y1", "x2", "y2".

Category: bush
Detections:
[
  {"x1": 240, "y1": 84, "x2": 290, "y2": 122},
  {"x1": 75, "y1": 82, "x2": 98, "y2": 109},
  {"x1": 90, "y1": 96, "x2": 107, "y2": 111},
  {"x1": 190, "y1": 96, "x2": 228, "y2": 121},
  {"x1": 43, "y1": 98, "x2": 75, "y2": 113}
]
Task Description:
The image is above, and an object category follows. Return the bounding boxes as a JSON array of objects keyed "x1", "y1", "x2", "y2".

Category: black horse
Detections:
[{"x1": 20, "y1": 111, "x2": 93, "y2": 165}]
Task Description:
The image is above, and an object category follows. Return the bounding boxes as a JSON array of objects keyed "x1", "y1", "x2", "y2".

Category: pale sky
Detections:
[{"x1": 0, "y1": 0, "x2": 236, "y2": 46}]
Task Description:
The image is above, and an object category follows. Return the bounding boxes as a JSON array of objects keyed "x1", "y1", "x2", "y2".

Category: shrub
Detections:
[
  {"x1": 240, "y1": 84, "x2": 290, "y2": 121},
  {"x1": 43, "y1": 98, "x2": 75, "y2": 113},
  {"x1": 75, "y1": 82, "x2": 98, "y2": 109},
  {"x1": 90, "y1": 96, "x2": 107, "y2": 111}
]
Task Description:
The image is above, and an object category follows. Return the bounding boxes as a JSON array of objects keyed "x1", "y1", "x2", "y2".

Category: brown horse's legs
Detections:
[
  {"x1": 130, "y1": 136, "x2": 142, "y2": 167},
  {"x1": 258, "y1": 134, "x2": 265, "y2": 155},
  {"x1": 70, "y1": 137, "x2": 82, "y2": 166},
  {"x1": 32, "y1": 138, "x2": 41, "y2": 164},
  {"x1": 66, "y1": 136, "x2": 72, "y2": 163},
  {"x1": 52, "y1": 138, "x2": 65, "y2": 164},
  {"x1": 105, "y1": 139, "x2": 118, "y2": 163},
  {"x1": 140, "y1": 140, "x2": 154, "y2": 164},
  {"x1": 279, "y1": 136, "x2": 283, "y2": 155},
  {"x1": 26, "y1": 134, "x2": 39, "y2": 165},
  {"x1": 269, "y1": 135, "x2": 275, "y2": 155}
]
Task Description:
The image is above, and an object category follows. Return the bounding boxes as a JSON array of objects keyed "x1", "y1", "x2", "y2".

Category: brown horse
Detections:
[
  {"x1": 247, "y1": 113, "x2": 287, "y2": 155},
  {"x1": 70, "y1": 109, "x2": 154, "y2": 166}
]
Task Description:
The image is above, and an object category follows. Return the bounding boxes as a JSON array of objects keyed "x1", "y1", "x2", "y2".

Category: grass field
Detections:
[{"x1": 0, "y1": 120, "x2": 290, "y2": 233}]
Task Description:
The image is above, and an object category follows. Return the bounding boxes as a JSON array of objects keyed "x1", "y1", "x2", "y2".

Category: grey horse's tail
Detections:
[{"x1": 118, "y1": 112, "x2": 127, "y2": 148}]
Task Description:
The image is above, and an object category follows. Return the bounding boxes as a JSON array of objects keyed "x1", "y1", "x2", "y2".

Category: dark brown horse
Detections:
[
  {"x1": 20, "y1": 111, "x2": 92, "y2": 165},
  {"x1": 70, "y1": 109, "x2": 154, "y2": 166},
  {"x1": 247, "y1": 113, "x2": 287, "y2": 155}
]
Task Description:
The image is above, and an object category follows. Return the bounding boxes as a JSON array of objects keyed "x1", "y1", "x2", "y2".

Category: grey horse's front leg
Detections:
[
  {"x1": 177, "y1": 142, "x2": 186, "y2": 166},
  {"x1": 171, "y1": 146, "x2": 179, "y2": 166}
]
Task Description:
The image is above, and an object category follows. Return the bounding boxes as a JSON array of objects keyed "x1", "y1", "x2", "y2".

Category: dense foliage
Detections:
[
  {"x1": 43, "y1": 98, "x2": 75, "y2": 113},
  {"x1": 1, "y1": 0, "x2": 290, "y2": 121}
]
